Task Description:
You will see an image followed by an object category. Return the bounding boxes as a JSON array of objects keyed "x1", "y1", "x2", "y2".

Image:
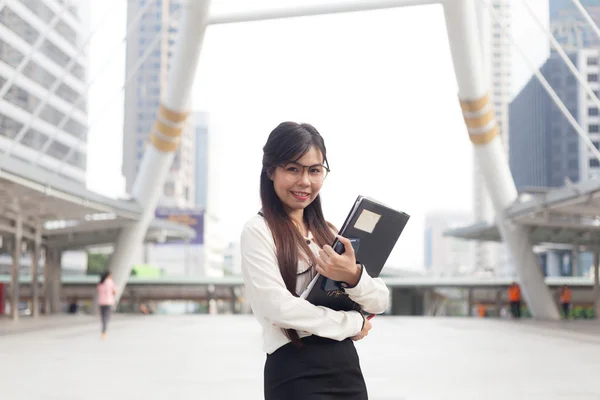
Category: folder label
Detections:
[{"x1": 354, "y1": 209, "x2": 381, "y2": 233}]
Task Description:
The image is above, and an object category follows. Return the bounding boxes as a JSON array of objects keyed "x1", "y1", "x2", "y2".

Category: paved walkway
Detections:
[
  {"x1": 1, "y1": 315, "x2": 600, "y2": 399},
  {"x1": 0, "y1": 314, "x2": 132, "y2": 336}
]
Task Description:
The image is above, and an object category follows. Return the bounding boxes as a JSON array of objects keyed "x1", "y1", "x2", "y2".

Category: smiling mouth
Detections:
[{"x1": 291, "y1": 191, "x2": 310, "y2": 200}]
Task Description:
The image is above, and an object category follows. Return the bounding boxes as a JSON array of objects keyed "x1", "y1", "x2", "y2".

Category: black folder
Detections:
[{"x1": 302, "y1": 195, "x2": 410, "y2": 312}]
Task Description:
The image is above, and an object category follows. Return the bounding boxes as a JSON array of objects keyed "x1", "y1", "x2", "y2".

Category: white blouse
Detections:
[{"x1": 240, "y1": 214, "x2": 390, "y2": 354}]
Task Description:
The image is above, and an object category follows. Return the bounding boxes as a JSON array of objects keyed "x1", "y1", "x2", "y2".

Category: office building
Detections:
[
  {"x1": 550, "y1": 0, "x2": 600, "y2": 51},
  {"x1": 424, "y1": 212, "x2": 475, "y2": 276},
  {"x1": 0, "y1": 0, "x2": 89, "y2": 184},
  {"x1": 122, "y1": 0, "x2": 195, "y2": 207},
  {"x1": 508, "y1": 51, "x2": 599, "y2": 190}
]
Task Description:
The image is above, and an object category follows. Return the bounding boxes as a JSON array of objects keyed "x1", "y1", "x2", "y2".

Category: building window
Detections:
[
  {"x1": 591, "y1": 125, "x2": 600, "y2": 133},
  {"x1": 40, "y1": 40, "x2": 84, "y2": 81},
  {"x1": 0, "y1": 7, "x2": 39, "y2": 44},
  {"x1": 0, "y1": 112, "x2": 24, "y2": 139},
  {"x1": 589, "y1": 57, "x2": 598, "y2": 66},
  {"x1": 65, "y1": 150, "x2": 86, "y2": 169},
  {"x1": 0, "y1": 39, "x2": 24, "y2": 68},
  {"x1": 64, "y1": 118, "x2": 87, "y2": 140},
  {"x1": 589, "y1": 107, "x2": 599, "y2": 116},
  {"x1": 21, "y1": 128, "x2": 48, "y2": 151},
  {"x1": 5, "y1": 84, "x2": 39, "y2": 113},
  {"x1": 588, "y1": 73, "x2": 599, "y2": 82},
  {"x1": 590, "y1": 159, "x2": 600, "y2": 168},
  {"x1": 47, "y1": 140, "x2": 70, "y2": 160}
]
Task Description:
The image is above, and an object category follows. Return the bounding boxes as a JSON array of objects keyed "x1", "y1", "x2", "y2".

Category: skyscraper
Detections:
[
  {"x1": 550, "y1": 1, "x2": 600, "y2": 51},
  {"x1": 473, "y1": 0, "x2": 513, "y2": 273},
  {"x1": 0, "y1": 0, "x2": 89, "y2": 184},
  {"x1": 194, "y1": 111, "x2": 209, "y2": 208},
  {"x1": 122, "y1": 0, "x2": 195, "y2": 207},
  {"x1": 510, "y1": 50, "x2": 600, "y2": 187}
]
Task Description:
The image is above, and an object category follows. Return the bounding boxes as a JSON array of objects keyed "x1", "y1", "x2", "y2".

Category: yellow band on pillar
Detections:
[
  {"x1": 159, "y1": 104, "x2": 188, "y2": 123},
  {"x1": 469, "y1": 125, "x2": 498, "y2": 145},
  {"x1": 464, "y1": 109, "x2": 495, "y2": 129},
  {"x1": 151, "y1": 132, "x2": 180, "y2": 152},
  {"x1": 459, "y1": 93, "x2": 489, "y2": 113},
  {"x1": 155, "y1": 120, "x2": 183, "y2": 138},
  {"x1": 150, "y1": 103, "x2": 188, "y2": 152},
  {"x1": 459, "y1": 92, "x2": 498, "y2": 145}
]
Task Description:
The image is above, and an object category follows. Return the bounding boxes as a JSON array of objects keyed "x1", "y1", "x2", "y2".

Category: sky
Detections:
[{"x1": 85, "y1": 0, "x2": 551, "y2": 270}]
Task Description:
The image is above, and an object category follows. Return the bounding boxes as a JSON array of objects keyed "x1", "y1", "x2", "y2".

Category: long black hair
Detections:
[
  {"x1": 260, "y1": 121, "x2": 336, "y2": 346},
  {"x1": 99, "y1": 271, "x2": 111, "y2": 284}
]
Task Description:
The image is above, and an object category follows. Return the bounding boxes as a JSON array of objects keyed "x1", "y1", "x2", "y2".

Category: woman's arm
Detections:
[
  {"x1": 241, "y1": 219, "x2": 364, "y2": 342},
  {"x1": 344, "y1": 265, "x2": 390, "y2": 314},
  {"x1": 316, "y1": 232, "x2": 390, "y2": 315}
]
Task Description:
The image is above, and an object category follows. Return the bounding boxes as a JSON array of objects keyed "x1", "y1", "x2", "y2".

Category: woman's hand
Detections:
[
  {"x1": 315, "y1": 235, "x2": 361, "y2": 286},
  {"x1": 351, "y1": 316, "x2": 372, "y2": 341}
]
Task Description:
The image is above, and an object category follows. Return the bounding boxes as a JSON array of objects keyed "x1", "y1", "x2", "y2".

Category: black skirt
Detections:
[{"x1": 264, "y1": 335, "x2": 368, "y2": 400}]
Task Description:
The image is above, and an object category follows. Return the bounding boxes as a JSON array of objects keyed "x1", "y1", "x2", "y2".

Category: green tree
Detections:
[{"x1": 87, "y1": 253, "x2": 109, "y2": 275}]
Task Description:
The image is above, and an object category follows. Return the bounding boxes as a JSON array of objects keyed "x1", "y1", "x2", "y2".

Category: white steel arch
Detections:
[{"x1": 108, "y1": 0, "x2": 561, "y2": 319}]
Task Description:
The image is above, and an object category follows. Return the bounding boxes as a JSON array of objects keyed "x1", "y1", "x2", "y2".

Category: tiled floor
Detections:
[{"x1": 1, "y1": 315, "x2": 600, "y2": 399}]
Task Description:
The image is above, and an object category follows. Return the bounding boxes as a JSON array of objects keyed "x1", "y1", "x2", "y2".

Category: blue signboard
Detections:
[{"x1": 155, "y1": 207, "x2": 204, "y2": 245}]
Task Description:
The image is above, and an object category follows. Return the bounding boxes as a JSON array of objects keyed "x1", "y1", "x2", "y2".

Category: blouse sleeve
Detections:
[
  {"x1": 344, "y1": 265, "x2": 390, "y2": 314},
  {"x1": 240, "y1": 218, "x2": 364, "y2": 341}
]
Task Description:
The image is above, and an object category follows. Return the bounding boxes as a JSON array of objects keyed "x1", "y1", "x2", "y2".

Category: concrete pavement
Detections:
[{"x1": 1, "y1": 315, "x2": 600, "y2": 399}]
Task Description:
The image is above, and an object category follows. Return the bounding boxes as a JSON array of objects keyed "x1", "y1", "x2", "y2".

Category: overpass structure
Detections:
[
  {"x1": 0, "y1": 156, "x2": 194, "y2": 320},
  {"x1": 446, "y1": 178, "x2": 600, "y2": 316},
  {"x1": 4, "y1": 274, "x2": 597, "y2": 317}
]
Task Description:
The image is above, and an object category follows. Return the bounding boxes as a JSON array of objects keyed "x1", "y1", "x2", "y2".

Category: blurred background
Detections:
[{"x1": 0, "y1": 0, "x2": 599, "y2": 323}]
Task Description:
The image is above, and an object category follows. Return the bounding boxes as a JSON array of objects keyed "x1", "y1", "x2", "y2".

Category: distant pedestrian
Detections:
[
  {"x1": 559, "y1": 285, "x2": 572, "y2": 319},
  {"x1": 477, "y1": 304, "x2": 487, "y2": 318},
  {"x1": 97, "y1": 271, "x2": 117, "y2": 339},
  {"x1": 508, "y1": 282, "x2": 521, "y2": 318}
]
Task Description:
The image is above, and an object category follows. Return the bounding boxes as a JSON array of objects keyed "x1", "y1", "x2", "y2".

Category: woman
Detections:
[
  {"x1": 97, "y1": 271, "x2": 117, "y2": 339},
  {"x1": 240, "y1": 122, "x2": 390, "y2": 399}
]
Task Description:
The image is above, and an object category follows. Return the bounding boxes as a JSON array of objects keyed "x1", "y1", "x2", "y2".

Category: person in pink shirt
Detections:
[{"x1": 97, "y1": 271, "x2": 117, "y2": 339}]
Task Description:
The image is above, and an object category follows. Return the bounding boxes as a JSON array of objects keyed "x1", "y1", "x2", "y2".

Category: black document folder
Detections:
[{"x1": 302, "y1": 195, "x2": 410, "y2": 312}]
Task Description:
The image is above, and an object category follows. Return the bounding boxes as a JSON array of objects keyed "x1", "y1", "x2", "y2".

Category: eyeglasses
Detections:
[{"x1": 277, "y1": 162, "x2": 330, "y2": 183}]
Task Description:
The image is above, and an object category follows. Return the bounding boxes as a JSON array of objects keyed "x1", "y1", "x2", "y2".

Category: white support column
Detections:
[
  {"x1": 109, "y1": 0, "x2": 213, "y2": 299},
  {"x1": 31, "y1": 222, "x2": 42, "y2": 318},
  {"x1": 42, "y1": 246, "x2": 50, "y2": 314},
  {"x1": 208, "y1": 0, "x2": 442, "y2": 25},
  {"x1": 442, "y1": 0, "x2": 559, "y2": 319},
  {"x1": 10, "y1": 215, "x2": 22, "y2": 321},
  {"x1": 593, "y1": 249, "x2": 600, "y2": 319},
  {"x1": 44, "y1": 247, "x2": 62, "y2": 314}
]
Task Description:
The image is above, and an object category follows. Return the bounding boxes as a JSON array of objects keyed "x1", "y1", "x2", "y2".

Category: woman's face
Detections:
[{"x1": 271, "y1": 146, "x2": 326, "y2": 215}]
